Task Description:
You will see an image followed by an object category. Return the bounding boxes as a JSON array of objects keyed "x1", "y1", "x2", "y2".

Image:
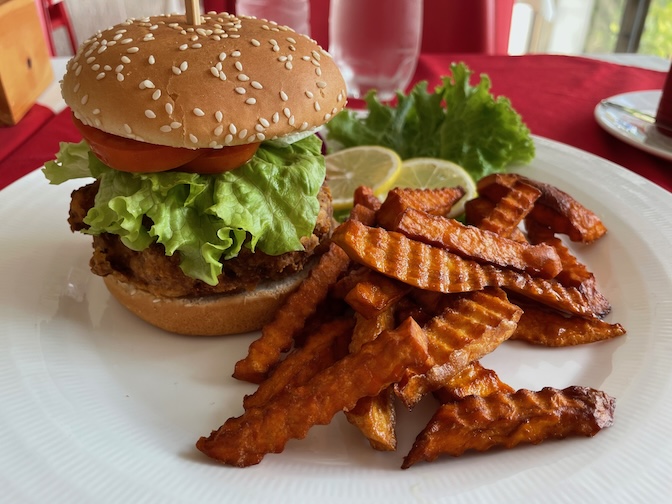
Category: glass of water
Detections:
[{"x1": 328, "y1": 0, "x2": 423, "y2": 101}]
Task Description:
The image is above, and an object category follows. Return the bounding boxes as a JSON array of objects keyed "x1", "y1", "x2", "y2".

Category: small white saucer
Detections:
[{"x1": 594, "y1": 90, "x2": 672, "y2": 162}]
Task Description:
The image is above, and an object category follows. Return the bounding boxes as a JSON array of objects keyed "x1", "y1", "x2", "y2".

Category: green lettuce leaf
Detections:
[
  {"x1": 43, "y1": 136, "x2": 326, "y2": 286},
  {"x1": 325, "y1": 62, "x2": 535, "y2": 180}
]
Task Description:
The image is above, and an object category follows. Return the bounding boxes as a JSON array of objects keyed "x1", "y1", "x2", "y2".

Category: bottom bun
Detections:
[{"x1": 103, "y1": 267, "x2": 313, "y2": 337}]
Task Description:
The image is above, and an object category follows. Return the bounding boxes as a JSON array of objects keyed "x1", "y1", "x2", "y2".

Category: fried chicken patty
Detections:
[{"x1": 69, "y1": 181, "x2": 333, "y2": 298}]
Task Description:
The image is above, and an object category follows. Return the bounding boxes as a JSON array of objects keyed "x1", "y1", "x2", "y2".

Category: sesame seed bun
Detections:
[
  {"x1": 103, "y1": 265, "x2": 313, "y2": 336},
  {"x1": 62, "y1": 13, "x2": 347, "y2": 149}
]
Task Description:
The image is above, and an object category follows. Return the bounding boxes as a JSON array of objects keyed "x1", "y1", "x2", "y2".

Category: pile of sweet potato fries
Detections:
[{"x1": 196, "y1": 173, "x2": 623, "y2": 468}]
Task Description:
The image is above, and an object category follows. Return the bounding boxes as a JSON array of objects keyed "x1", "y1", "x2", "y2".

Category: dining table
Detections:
[
  {"x1": 0, "y1": 52, "x2": 670, "y2": 192},
  {"x1": 2, "y1": 49, "x2": 672, "y2": 503}
]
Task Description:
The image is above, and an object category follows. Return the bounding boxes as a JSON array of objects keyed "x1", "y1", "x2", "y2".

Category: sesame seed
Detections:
[
  {"x1": 152, "y1": 89, "x2": 161, "y2": 100},
  {"x1": 192, "y1": 43, "x2": 202, "y2": 48},
  {"x1": 311, "y1": 60, "x2": 321, "y2": 67},
  {"x1": 278, "y1": 56, "x2": 287, "y2": 62},
  {"x1": 259, "y1": 117, "x2": 270, "y2": 127},
  {"x1": 285, "y1": 62, "x2": 293, "y2": 70},
  {"x1": 75, "y1": 66, "x2": 82, "y2": 76},
  {"x1": 139, "y1": 79, "x2": 155, "y2": 89},
  {"x1": 280, "y1": 91, "x2": 288, "y2": 101},
  {"x1": 256, "y1": 133, "x2": 266, "y2": 141},
  {"x1": 172, "y1": 66, "x2": 181, "y2": 75},
  {"x1": 190, "y1": 34, "x2": 199, "y2": 41},
  {"x1": 180, "y1": 61, "x2": 188, "y2": 72},
  {"x1": 300, "y1": 122, "x2": 308, "y2": 130},
  {"x1": 96, "y1": 72, "x2": 106, "y2": 80},
  {"x1": 160, "y1": 125, "x2": 172, "y2": 133},
  {"x1": 238, "y1": 129, "x2": 248, "y2": 139},
  {"x1": 124, "y1": 124, "x2": 132, "y2": 134},
  {"x1": 316, "y1": 81, "x2": 327, "y2": 88},
  {"x1": 251, "y1": 81, "x2": 263, "y2": 90},
  {"x1": 126, "y1": 47, "x2": 139, "y2": 53},
  {"x1": 255, "y1": 124, "x2": 264, "y2": 132},
  {"x1": 121, "y1": 56, "x2": 131, "y2": 64},
  {"x1": 189, "y1": 134, "x2": 198, "y2": 143},
  {"x1": 148, "y1": 55, "x2": 155, "y2": 64},
  {"x1": 231, "y1": 50, "x2": 241, "y2": 57},
  {"x1": 214, "y1": 125, "x2": 224, "y2": 136},
  {"x1": 235, "y1": 61, "x2": 243, "y2": 71},
  {"x1": 98, "y1": 46, "x2": 108, "y2": 54},
  {"x1": 81, "y1": 95, "x2": 89, "y2": 105},
  {"x1": 312, "y1": 50, "x2": 321, "y2": 61},
  {"x1": 171, "y1": 122, "x2": 182, "y2": 129},
  {"x1": 116, "y1": 73, "x2": 124, "y2": 82},
  {"x1": 86, "y1": 56, "x2": 96, "y2": 64},
  {"x1": 218, "y1": 52, "x2": 227, "y2": 61},
  {"x1": 224, "y1": 134, "x2": 233, "y2": 144},
  {"x1": 315, "y1": 68, "x2": 322, "y2": 76},
  {"x1": 215, "y1": 111, "x2": 223, "y2": 122},
  {"x1": 73, "y1": 83, "x2": 80, "y2": 92},
  {"x1": 235, "y1": 87, "x2": 246, "y2": 94},
  {"x1": 237, "y1": 74, "x2": 249, "y2": 81},
  {"x1": 272, "y1": 112, "x2": 279, "y2": 123},
  {"x1": 145, "y1": 110, "x2": 156, "y2": 119},
  {"x1": 179, "y1": 44, "x2": 188, "y2": 50},
  {"x1": 165, "y1": 103, "x2": 174, "y2": 114},
  {"x1": 305, "y1": 90, "x2": 314, "y2": 98},
  {"x1": 121, "y1": 37, "x2": 133, "y2": 44},
  {"x1": 283, "y1": 107, "x2": 291, "y2": 117},
  {"x1": 251, "y1": 38, "x2": 260, "y2": 46},
  {"x1": 113, "y1": 33, "x2": 123, "y2": 41},
  {"x1": 229, "y1": 124, "x2": 237, "y2": 134},
  {"x1": 210, "y1": 67, "x2": 219, "y2": 77},
  {"x1": 216, "y1": 62, "x2": 223, "y2": 70},
  {"x1": 289, "y1": 45, "x2": 296, "y2": 51},
  {"x1": 287, "y1": 37, "x2": 297, "y2": 44},
  {"x1": 324, "y1": 113, "x2": 332, "y2": 121},
  {"x1": 92, "y1": 63, "x2": 101, "y2": 71},
  {"x1": 289, "y1": 115, "x2": 295, "y2": 126},
  {"x1": 115, "y1": 64, "x2": 124, "y2": 72},
  {"x1": 92, "y1": 108, "x2": 100, "y2": 115},
  {"x1": 209, "y1": 141, "x2": 220, "y2": 148},
  {"x1": 272, "y1": 45, "x2": 280, "y2": 52},
  {"x1": 193, "y1": 108, "x2": 205, "y2": 117},
  {"x1": 314, "y1": 102, "x2": 321, "y2": 111},
  {"x1": 219, "y1": 71, "x2": 227, "y2": 81}
]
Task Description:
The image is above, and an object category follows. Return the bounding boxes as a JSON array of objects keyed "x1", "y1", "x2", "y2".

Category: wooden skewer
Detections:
[{"x1": 185, "y1": 0, "x2": 202, "y2": 25}]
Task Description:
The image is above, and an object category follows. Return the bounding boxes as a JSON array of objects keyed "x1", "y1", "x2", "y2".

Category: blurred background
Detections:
[{"x1": 38, "y1": 0, "x2": 672, "y2": 61}]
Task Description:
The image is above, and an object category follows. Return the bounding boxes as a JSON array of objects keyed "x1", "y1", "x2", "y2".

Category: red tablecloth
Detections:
[{"x1": 0, "y1": 54, "x2": 670, "y2": 191}]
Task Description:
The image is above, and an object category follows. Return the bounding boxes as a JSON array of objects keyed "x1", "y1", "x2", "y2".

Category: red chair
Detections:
[{"x1": 40, "y1": 0, "x2": 77, "y2": 56}]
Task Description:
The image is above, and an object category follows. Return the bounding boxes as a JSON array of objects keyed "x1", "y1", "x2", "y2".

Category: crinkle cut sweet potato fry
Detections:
[
  {"x1": 344, "y1": 272, "x2": 411, "y2": 319},
  {"x1": 331, "y1": 220, "x2": 611, "y2": 319},
  {"x1": 478, "y1": 173, "x2": 607, "y2": 243},
  {"x1": 242, "y1": 317, "x2": 354, "y2": 410},
  {"x1": 396, "y1": 288, "x2": 522, "y2": 409},
  {"x1": 511, "y1": 301, "x2": 626, "y2": 347},
  {"x1": 376, "y1": 186, "x2": 466, "y2": 230},
  {"x1": 233, "y1": 242, "x2": 351, "y2": 384},
  {"x1": 345, "y1": 309, "x2": 398, "y2": 451},
  {"x1": 392, "y1": 208, "x2": 562, "y2": 278},
  {"x1": 432, "y1": 361, "x2": 514, "y2": 404},
  {"x1": 353, "y1": 185, "x2": 382, "y2": 212},
  {"x1": 464, "y1": 197, "x2": 528, "y2": 243},
  {"x1": 196, "y1": 317, "x2": 431, "y2": 467},
  {"x1": 402, "y1": 386, "x2": 615, "y2": 468},
  {"x1": 468, "y1": 176, "x2": 541, "y2": 237}
]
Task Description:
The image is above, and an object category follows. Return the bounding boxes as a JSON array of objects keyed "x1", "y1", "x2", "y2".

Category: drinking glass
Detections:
[{"x1": 328, "y1": 0, "x2": 423, "y2": 101}]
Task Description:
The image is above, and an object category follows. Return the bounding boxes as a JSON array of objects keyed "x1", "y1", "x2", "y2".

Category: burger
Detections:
[{"x1": 43, "y1": 12, "x2": 347, "y2": 336}]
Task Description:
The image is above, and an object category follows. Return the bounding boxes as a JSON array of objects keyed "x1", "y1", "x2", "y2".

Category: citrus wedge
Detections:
[
  {"x1": 392, "y1": 157, "x2": 477, "y2": 217},
  {"x1": 325, "y1": 146, "x2": 402, "y2": 211}
]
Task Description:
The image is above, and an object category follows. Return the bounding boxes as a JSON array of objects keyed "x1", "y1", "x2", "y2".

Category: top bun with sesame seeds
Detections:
[
  {"x1": 62, "y1": 12, "x2": 347, "y2": 149},
  {"x1": 46, "y1": 11, "x2": 347, "y2": 337}
]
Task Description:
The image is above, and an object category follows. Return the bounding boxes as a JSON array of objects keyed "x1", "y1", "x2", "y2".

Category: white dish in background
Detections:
[
  {"x1": 1, "y1": 136, "x2": 671, "y2": 503},
  {"x1": 594, "y1": 89, "x2": 672, "y2": 161}
]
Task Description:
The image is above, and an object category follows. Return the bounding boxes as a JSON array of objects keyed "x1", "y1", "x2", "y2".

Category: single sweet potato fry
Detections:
[
  {"x1": 197, "y1": 317, "x2": 431, "y2": 467},
  {"x1": 344, "y1": 273, "x2": 411, "y2": 319},
  {"x1": 511, "y1": 302, "x2": 626, "y2": 347},
  {"x1": 432, "y1": 361, "x2": 514, "y2": 403},
  {"x1": 233, "y1": 242, "x2": 351, "y2": 384},
  {"x1": 402, "y1": 386, "x2": 615, "y2": 468},
  {"x1": 353, "y1": 185, "x2": 382, "y2": 212},
  {"x1": 376, "y1": 186, "x2": 465, "y2": 230},
  {"x1": 393, "y1": 208, "x2": 562, "y2": 278}
]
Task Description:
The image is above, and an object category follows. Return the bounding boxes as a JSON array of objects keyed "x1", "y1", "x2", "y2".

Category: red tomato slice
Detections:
[
  {"x1": 73, "y1": 117, "x2": 260, "y2": 174},
  {"x1": 181, "y1": 143, "x2": 260, "y2": 174},
  {"x1": 74, "y1": 118, "x2": 201, "y2": 173}
]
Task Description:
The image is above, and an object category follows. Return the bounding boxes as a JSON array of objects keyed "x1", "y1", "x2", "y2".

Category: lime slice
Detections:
[
  {"x1": 392, "y1": 157, "x2": 477, "y2": 217},
  {"x1": 325, "y1": 146, "x2": 402, "y2": 211}
]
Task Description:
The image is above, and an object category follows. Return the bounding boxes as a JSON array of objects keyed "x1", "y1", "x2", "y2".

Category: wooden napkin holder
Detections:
[{"x1": 0, "y1": 0, "x2": 54, "y2": 125}]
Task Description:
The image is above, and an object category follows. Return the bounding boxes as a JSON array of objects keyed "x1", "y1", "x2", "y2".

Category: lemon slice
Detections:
[
  {"x1": 325, "y1": 146, "x2": 402, "y2": 211},
  {"x1": 392, "y1": 157, "x2": 477, "y2": 217}
]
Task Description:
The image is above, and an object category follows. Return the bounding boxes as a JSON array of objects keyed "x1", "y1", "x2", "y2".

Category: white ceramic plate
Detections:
[
  {"x1": 594, "y1": 89, "x2": 672, "y2": 161},
  {"x1": 1, "y1": 136, "x2": 671, "y2": 503}
]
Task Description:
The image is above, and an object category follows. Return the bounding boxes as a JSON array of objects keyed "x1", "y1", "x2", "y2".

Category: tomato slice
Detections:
[
  {"x1": 73, "y1": 117, "x2": 260, "y2": 174},
  {"x1": 181, "y1": 143, "x2": 260, "y2": 174},
  {"x1": 74, "y1": 118, "x2": 201, "y2": 173}
]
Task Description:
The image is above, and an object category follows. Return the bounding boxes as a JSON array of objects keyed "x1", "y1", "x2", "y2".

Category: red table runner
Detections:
[{"x1": 0, "y1": 54, "x2": 670, "y2": 191}]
